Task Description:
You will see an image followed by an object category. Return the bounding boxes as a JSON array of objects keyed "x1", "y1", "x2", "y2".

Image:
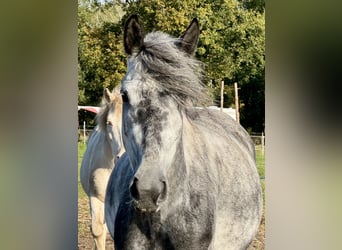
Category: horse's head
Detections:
[
  {"x1": 121, "y1": 15, "x2": 206, "y2": 212},
  {"x1": 97, "y1": 87, "x2": 125, "y2": 163}
]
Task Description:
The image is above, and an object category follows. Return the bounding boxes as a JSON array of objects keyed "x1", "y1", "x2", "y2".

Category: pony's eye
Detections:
[
  {"x1": 121, "y1": 90, "x2": 129, "y2": 103},
  {"x1": 106, "y1": 121, "x2": 113, "y2": 126}
]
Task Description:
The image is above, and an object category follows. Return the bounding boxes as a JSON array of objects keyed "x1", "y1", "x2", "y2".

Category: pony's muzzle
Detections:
[{"x1": 129, "y1": 177, "x2": 167, "y2": 212}]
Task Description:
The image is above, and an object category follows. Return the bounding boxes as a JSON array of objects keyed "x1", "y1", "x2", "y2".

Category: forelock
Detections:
[{"x1": 131, "y1": 31, "x2": 209, "y2": 108}]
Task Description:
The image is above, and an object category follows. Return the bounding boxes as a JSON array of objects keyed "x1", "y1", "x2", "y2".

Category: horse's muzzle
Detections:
[{"x1": 130, "y1": 177, "x2": 167, "y2": 212}]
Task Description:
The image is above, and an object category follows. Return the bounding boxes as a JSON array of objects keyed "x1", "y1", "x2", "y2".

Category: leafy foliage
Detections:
[
  {"x1": 239, "y1": 0, "x2": 265, "y2": 14},
  {"x1": 78, "y1": 1, "x2": 126, "y2": 105},
  {"x1": 124, "y1": 0, "x2": 264, "y2": 84},
  {"x1": 239, "y1": 72, "x2": 265, "y2": 132}
]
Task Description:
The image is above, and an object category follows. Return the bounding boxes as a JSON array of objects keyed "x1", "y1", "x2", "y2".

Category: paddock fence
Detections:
[
  {"x1": 78, "y1": 121, "x2": 95, "y2": 144},
  {"x1": 79, "y1": 123, "x2": 265, "y2": 150},
  {"x1": 250, "y1": 132, "x2": 265, "y2": 152}
]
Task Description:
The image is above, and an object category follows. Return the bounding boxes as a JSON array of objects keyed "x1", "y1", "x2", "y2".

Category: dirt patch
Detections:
[
  {"x1": 78, "y1": 198, "x2": 264, "y2": 249},
  {"x1": 78, "y1": 198, "x2": 114, "y2": 249},
  {"x1": 247, "y1": 212, "x2": 265, "y2": 250}
]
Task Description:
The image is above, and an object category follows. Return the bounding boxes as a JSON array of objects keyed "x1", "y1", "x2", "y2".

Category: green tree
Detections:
[
  {"x1": 123, "y1": 0, "x2": 264, "y2": 83},
  {"x1": 123, "y1": 0, "x2": 265, "y2": 131},
  {"x1": 239, "y1": 71, "x2": 265, "y2": 132},
  {"x1": 78, "y1": 1, "x2": 126, "y2": 105},
  {"x1": 240, "y1": 0, "x2": 265, "y2": 14}
]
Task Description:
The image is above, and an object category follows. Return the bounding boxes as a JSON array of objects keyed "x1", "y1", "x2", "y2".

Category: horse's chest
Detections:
[{"x1": 160, "y1": 210, "x2": 213, "y2": 249}]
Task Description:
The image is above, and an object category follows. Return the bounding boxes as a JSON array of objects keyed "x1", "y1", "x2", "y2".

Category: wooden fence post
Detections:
[
  {"x1": 234, "y1": 82, "x2": 240, "y2": 123},
  {"x1": 220, "y1": 80, "x2": 224, "y2": 112}
]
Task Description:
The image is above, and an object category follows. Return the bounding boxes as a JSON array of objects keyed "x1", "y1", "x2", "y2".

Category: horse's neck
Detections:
[
  {"x1": 181, "y1": 110, "x2": 202, "y2": 167},
  {"x1": 162, "y1": 114, "x2": 192, "y2": 202},
  {"x1": 103, "y1": 134, "x2": 115, "y2": 158},
  {"x1": 179, "y1": 110, "x2": 216, "y2": 188},
  {"x1": 91, "y1": 129, "x2": 115, "y2": 166}
]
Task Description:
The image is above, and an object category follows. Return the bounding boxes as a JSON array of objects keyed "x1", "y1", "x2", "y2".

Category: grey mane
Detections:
[{"x1": 135, "y1": 31, "x2": 210, "y2": 108}]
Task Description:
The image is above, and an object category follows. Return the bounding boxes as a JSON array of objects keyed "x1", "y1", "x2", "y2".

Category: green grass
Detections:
[
  {"x1": 255, "y1": 146, "x2": 265, "y2": 179},
  {"x1": 78, "y1": 142, "x2": 87, "y2": 199},
  {"x1": 255, "y1": 145, "x2": 265, "y2": 206}
]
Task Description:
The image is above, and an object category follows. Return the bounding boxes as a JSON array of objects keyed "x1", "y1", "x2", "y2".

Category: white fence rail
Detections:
[
  {"x1": 250, "y1": 133, "x2": 265, "y2": 145},
  {"x1": 250, "y1": 132, "x2": 265, "y2": 153},
  {"x1": 78, "y1": 121, "x2": 95, "y2": 144}
]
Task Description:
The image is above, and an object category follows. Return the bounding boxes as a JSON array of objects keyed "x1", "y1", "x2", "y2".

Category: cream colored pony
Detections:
[{"x1": 80, "y1": 87, "x2": 124, "y2": 250}]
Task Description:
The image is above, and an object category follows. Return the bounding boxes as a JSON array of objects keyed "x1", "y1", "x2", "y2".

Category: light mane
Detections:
[
  {"x1": 96, "y1": 86, "x2": 122, "y2": 131},
  {"x1": 135, "y1": 31, "x2": 210, "y2": 107}
]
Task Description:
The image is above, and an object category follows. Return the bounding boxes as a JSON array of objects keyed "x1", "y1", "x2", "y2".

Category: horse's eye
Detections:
[
  {"x1": 121, "y1": 90, "x2": 129, "y2": 103},
  {"x1": 106, "y1": 121, "x2": 113, "y2": 126}
]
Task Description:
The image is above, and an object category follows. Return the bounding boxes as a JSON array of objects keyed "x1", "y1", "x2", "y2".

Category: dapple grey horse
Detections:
[
  {"x1": 105, "y1": 15, "x2": 262, "y2": 250},
  {"x1": 80, "y1": 87, "x2": 124, "y2": 250}
]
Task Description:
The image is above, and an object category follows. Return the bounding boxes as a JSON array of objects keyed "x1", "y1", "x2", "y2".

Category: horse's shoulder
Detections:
[
  {"x1": 184, "y1": 107, "x2": 236, "y2": 132},
  {"x1": 184, "y1": 107, "x2": 255, "y2": 156}
]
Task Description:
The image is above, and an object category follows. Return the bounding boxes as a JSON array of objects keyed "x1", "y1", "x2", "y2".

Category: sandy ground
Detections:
[{"x1": 78, "y1": 198, "x2": 114, "y2": 249}]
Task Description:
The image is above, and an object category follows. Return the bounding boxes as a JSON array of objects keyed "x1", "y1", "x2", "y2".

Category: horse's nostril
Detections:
[
  {"x1": 158, "y1": 181, "x2": 167, "y2": 203},
  {"x1": 130, "y1": 177, "x2": 140, "y2": 201}
]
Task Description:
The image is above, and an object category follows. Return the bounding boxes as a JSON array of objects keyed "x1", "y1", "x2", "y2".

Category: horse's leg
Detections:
[{"x1": 90, "y1": 196, "x2": 107, "y2": 250}]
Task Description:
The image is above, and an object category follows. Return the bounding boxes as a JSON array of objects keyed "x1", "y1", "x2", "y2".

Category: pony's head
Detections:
[
  {"x1": 121, "y1": 15, "x2": 208, "y2": 212},
  {"x1": 96, "y1": 87, "x2": 125, "y2": 162}
]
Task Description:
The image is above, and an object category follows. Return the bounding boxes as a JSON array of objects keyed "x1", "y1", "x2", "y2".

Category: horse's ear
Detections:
[
  {"x1": 124, "y1": 14, "x2": 144, "y2": 55},
  {"x1": 177, "y1": 18, "x2": 200, "y2": 55},
  {"x1": 104, "y1": 88, "x2": 111, "y2": 103}
]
